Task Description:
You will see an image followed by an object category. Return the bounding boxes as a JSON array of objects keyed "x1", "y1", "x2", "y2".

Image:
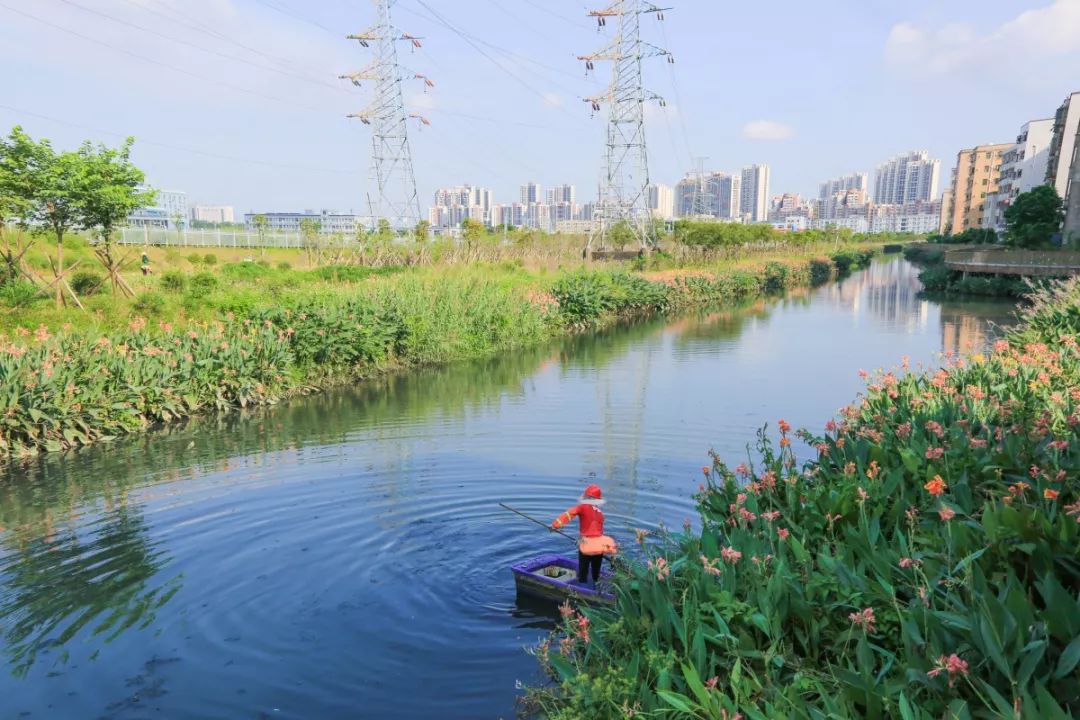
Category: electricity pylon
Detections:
[
  {"x1": 579, "y1": 1, "x2": 672, "y2": 251},
  {"x1": 342, "y1": 0, "x2": 431, "y2": 230}
]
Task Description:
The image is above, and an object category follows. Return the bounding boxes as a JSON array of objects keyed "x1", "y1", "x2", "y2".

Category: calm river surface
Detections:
[{"x1": 0, "y1": 259, "x2": 1015, "y2": 719}]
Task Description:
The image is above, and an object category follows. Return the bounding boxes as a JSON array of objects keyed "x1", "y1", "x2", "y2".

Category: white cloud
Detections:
[
  {"x1": 742, "y1": 120, "x2": 794, "y2": 141},
  {"x1": 885, "y1": 0, "x2": 1080, "y2": 77}
]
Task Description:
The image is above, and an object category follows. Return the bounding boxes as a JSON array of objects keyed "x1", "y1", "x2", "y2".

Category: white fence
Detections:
[{"x1": 119, "y1": 227, "x2": 308, "y2": 248}]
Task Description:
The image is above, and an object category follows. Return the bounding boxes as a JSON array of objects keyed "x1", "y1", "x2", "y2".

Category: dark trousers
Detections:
[{"x1": 578, "y1": 551, "x2": 603, "y2": 583}]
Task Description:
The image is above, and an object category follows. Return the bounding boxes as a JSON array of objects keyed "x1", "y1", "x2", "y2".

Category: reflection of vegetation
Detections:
[{"x1": 0, "y1": 503, "x2": 180, "y2": 677}]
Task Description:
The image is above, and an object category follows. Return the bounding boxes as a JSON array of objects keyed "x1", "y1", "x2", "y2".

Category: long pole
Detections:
[{"x1": 499, "y1": 503, "x2": 577, "y2": 543}]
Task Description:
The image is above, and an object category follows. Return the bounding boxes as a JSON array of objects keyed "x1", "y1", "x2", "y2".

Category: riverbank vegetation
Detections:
[
  {"x1": 529, "y1": 277, "x2": 1080, "y2": 719},
  {"x1": 0, "y1": 246, "x2": 877, "y2": 458}
]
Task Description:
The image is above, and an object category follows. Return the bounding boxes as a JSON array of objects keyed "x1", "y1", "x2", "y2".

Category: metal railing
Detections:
[{"x1": 119, "y1": 227, "x2": 307, "y2": 248}]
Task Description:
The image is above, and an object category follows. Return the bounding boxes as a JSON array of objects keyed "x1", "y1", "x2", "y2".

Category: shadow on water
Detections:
[{"x1": 0, "y1": 502, "x2": 181, "y2": 678}]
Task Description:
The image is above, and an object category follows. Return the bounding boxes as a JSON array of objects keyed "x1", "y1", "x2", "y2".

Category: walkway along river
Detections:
[{"x1": 0, "y1": 258, "x2": 1016, "y2": 719}]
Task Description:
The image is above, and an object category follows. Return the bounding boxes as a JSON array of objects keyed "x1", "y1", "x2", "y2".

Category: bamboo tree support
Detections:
[
  {"x1": 93, "y1": 246, "x2": 136, "y2": 298},
  {"x1": 43, "y1": 254, "x2": 85, "y2": 310},
  {"x1": 0, "y1": 231, "x2": 41, "y2": 287}
]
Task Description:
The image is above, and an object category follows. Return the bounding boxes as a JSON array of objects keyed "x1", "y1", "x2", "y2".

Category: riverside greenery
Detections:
[
  {"x1": 0, "y1": 251, "x2": 873, "y2": 458},
  {"x1": 528, "y1": 278, "x2": 1080, "y2": 720}
]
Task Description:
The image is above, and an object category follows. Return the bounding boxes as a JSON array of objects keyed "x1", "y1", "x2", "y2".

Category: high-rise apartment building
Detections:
[
  {"x1": 520, "y1": 182, "x2": 541, "y2": 205},
  {"x1": 942, "y1": 143, "x2": 1011, "y2": 234},
  {"x1": 546, "y1": 184, "x2": 575, "y2": 205},
  {"x1": 647, "y1": 184, "x2": 675, "y2": 220},
  {"x1": 1064, "y1": 120, "x2": 1080, "y2": 245},
  {"x1": 818, "y1": 173, "x2": 867, "y2": 201},
  {"x1": 985, "y1": 118, "x2": 1054, "y2": 232},
  {"x1": 429, "y1": 184, "x2": 493, "y2": 229},
  {"x1": 675, "y1": 172, "x2": 741, "y2": 219},
  {"x1": 874, "y1": 151, "x2": 940, "y2": 204},
  {"x1": 739, "y1": 164, "x2": 770, "y2": 223},
  {"x1": 1046, "y1": 91, "x2": 1080, "y2": 199}
]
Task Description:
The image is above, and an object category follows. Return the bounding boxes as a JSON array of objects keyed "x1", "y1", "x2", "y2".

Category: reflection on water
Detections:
[{"x1": 0, "y1": 259, "x2": 1017, "y2": 719}]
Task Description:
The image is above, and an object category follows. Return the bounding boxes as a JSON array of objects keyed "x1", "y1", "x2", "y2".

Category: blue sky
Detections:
[{"x1": 3, "y1": 0, "x2": 1080, "y2": 213}]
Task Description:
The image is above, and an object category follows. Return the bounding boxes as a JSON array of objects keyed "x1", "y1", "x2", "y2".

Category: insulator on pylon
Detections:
[
  {"x1": 667, "y1": 55, "x2": 675, "y2": 64},
  {"x1": 657, "y1": 11, "x2": 664, "y2": 20},
  {"x1": 586, "y1": 60, "x2": 594, "y2": 71}
]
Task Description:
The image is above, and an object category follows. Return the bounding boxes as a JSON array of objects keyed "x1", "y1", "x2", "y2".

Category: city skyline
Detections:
[{"x1": 3, "y1": 1, "x2": 1079, "y2": 213}]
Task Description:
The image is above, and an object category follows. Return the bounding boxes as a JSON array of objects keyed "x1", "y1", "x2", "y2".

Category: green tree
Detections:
[
  {"x1": 252, "y1": 213, "x2": 269, "y2": 244},
  {"x1": 607, "y1": 221, "x2": 636, "y2": 251},
  {"x1": 76, "y1": 136, "x2": 155, "y2": 296},
  {"x1": 299, "y1": 218, "x2": 322, "y2": 265},
  {"x1": 10, "y1": 129, "x2": 88, "y2": 308},
  {"x1": 1004, "y1": 185, "x2": 1064, "y2": 249},
  {"x1": 414, "y1": 219, "x2": 430, "y2": 244},
  {"x1": 461, "y1": 217, "x2": 485, "y2": 261},
  {"x1": 0, "y1": 127, "x2": 41, "y2": 284}
]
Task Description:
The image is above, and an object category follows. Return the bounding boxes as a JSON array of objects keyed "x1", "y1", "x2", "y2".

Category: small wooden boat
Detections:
[{"x1": 511, "y1": 553, "x2": 616, "y2": 605}]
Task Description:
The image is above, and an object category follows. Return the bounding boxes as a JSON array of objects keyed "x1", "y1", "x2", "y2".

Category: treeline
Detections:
[{"x1": 672, "y1": 220, "x2": 915, "y2": 250}]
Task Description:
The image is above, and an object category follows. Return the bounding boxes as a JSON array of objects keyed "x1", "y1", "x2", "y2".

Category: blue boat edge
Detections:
[{"x1": 511, "y1": 553, "x2": 616, "y2": 605}]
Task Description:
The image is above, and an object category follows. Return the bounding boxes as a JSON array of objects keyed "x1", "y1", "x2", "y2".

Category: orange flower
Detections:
[
  {"x1": 1044, "y1": 489, "x2": 1059, "y2": 500},
  {"x1": 924, "y1": 475, "x2": 947, "y2": 496},
  {"x1": 778, "y1": 419, "x2": 791, "y2": 433},
  {"x1": 938, "y1": 505, "x2": 956, "y2": 522}
]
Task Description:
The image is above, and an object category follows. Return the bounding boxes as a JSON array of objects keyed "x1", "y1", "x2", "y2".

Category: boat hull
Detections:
[{"x1": 511, "y1": 553, "x2": 615, "y2": 605}]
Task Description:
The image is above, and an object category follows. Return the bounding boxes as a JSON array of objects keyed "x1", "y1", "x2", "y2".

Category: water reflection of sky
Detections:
[{"x1": 0, "y1": 259, "x2": 1018, "y2": 720}]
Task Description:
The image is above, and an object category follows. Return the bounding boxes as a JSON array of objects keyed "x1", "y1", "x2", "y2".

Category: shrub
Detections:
[
  {"x1": 530, "y1": 278, "x2": 1080, "y2": 720},
  {"x1": 917, "y1": 264, "x2": 955, "y2": 292},
  {"x1": 0, "y1": 279, "x2": 42, "y2": 307},
  {"x1": 189, "y1": 272, "x2": 219, "y2": 294},
  {"x1": 831, "y1": 251, "x2": 855, "y2": 275},
  {"x1": 203, "y1": 253, "x2": 217, "y2": 265},
  {"x1": 904, "y1": 243, "x2": 945, "y2": 265},
  {"x1": 277, "y1": 262, "x2": 291, "y2": 271},
  {"x1": 809, "y1": 258, "x2": 833, "y2": 286},
  {"x1": 159, "y1": 271, "x2": 187, "y2": 293},
  {"x1": 133, "y1": 291, "x2": 167, "y2": 315},
  {"x1": 221, "y1": 262, "x2": 271, "y2": 280},
  {"x1": 761, "y1": 262, "x2": 789, "y2": 294},
  {"x1": 69, "y1": 271, "x2": 104, "y2": 297},
  {"x1": 187, "y1": 253, "x2": 203, "y2": 265}
]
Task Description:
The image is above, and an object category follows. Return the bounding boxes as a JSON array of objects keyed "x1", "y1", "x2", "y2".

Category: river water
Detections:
[{"x1": 0, "y1": 259, "x2": 1015, "y2": 719}]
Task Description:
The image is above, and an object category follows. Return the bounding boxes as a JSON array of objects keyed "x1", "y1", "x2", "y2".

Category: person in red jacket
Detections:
[{"x1": 552, "y1": 484, "x2": 608, "y2": 585}]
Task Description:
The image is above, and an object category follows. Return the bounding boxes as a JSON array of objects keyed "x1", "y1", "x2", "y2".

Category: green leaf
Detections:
[
  {"x1": 657, "y1": 690, "x2": 699, "y2": 715},
  {"x1": 680, "y1": 662, "x2": 710, "y2": 706},
  {"x1": 953, "y1": 547, "x2": 987, "y2": 574},
  {"x1": 1054, "y1": 635, "x2": 1080, "y2": 679},
  {"x1": 547, "y1": 652, "x2": 575, "y2": 682},
  {"x1": 898, "y1": 692, "x2": 916, "y2": 720}
]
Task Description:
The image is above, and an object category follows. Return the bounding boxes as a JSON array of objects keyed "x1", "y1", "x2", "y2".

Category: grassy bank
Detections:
[
  {"x1": 528, "y1": 278, "x2": 1080, "y2": 718},
  {"x1": 0, "y1": 244, "x2": 876, "y2": 458}
]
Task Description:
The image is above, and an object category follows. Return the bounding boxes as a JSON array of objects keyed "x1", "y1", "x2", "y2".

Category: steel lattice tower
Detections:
[
  {"x1": 580, "y1": 1, "x2": 671, "y2": 251},
  {"x1": 342, "y1": 0, "x2": 429, "y2": 230}
]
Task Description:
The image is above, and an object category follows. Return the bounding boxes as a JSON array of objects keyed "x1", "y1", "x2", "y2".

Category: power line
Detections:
[
  {"x1": 250, "y1": 0, "x2": 339, "y2": 36},
  {"x1": 0, "y1": 2, "x2": 331, "y2": 114},
  {"x1": 124, "y1": 0, "x2": 351, "y2": 87},
  {"x1": 0, "y1": 102, "x2": 360, "y2": 175},
  {"x1": 51, "y1": 0, "x2": 352, "y2": 95},
  {"x1": 406, "y1": 0, "x2": 585, "y2": 117}
]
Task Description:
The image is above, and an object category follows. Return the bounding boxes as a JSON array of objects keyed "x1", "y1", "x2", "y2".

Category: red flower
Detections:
[
  {"x1": 938, "y1": 505, "x2": 956, "y2": 522},
  {"x1": 927, "y1": 654, "x2": 969, "y2": 688},
  {"x1": 924, "y1": 476, "x2": 947, "y2": 496},
  {"x1": 777, "y1": 527, "x2": 790, "y2": 540}
]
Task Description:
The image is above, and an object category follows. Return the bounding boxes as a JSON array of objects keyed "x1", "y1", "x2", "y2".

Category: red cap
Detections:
[{"x1": 580, "y1": 484, "x2": 605, "y2": 505}]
